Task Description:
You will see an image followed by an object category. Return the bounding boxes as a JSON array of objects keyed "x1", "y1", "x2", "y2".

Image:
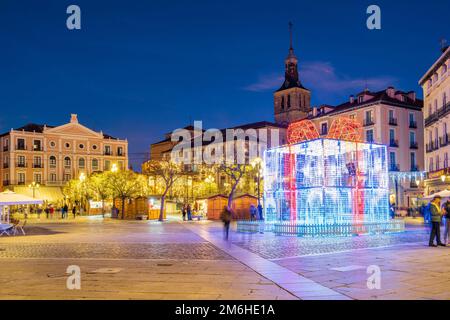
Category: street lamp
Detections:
[
  {"x1": 111, "y1": 163, "x2": 118, "y2": 173},
  {"x1": 441, "y1": 175, "x2": 447, "y2": 182},
  {"x1": 28, "y1": 181, "x2": 40, "y2": 198},
  {"x1": 250, "y1": 157, "x2": 263, "y2": 206}
]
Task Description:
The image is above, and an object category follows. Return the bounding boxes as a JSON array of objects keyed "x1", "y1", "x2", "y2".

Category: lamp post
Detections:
[
  {"x1": 28, "y1": 181, "x2": 40, "y2": 198},
  {"x1": 251, "y1": 157, "x2": 263, "y2": 207}
]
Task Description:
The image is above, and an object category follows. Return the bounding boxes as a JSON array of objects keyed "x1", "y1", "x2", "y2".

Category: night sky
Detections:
[{"x1": 1, "y1": 0, "x2": 449, "y2": 169}]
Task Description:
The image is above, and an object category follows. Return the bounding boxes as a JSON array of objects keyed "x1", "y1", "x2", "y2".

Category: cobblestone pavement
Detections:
[
  {"x1": 0, "y1": 219, "x2": 449, "y2": 300},
  {"x1": 0, "y1": 219, "x2": 296, "y2": 300},
  {"x1": 232, "y1": 229, "x2": 429, "y2": 259}
]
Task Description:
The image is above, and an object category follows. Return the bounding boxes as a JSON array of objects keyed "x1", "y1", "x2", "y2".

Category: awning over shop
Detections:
[
  {"x1": 420, "y1": 189, "x2": 450, "y2": 201},
  {"x1": 13, "y1": 186, "x2": 63, "y2": 203},
  {"x1": 0, "y1": 190, "x2": 43, "y2": 223}
]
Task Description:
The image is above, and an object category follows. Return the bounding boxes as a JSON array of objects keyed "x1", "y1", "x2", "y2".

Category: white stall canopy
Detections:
[{"x1": 0, "y1": 190, "x2": 43, "y2": 224}]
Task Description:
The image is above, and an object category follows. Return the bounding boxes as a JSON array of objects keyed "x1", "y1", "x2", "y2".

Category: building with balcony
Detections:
[
  {"x1": 308, "y1": 86, "x2": 424, "y2": 208},
  {"x1": 0, "y1": 114, "x2": 128, "y2": 202},
  {"x1": 420, "y1": 45, "x2": 450, "y2": 194}
]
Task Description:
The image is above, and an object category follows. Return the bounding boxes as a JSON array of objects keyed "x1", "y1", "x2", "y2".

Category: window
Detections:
[
  {"x1": 389, "y1": 129, "x2": 395, "y2": 141},
  {"x1": 365, "y1": 110, "x2": 373, "y2": 122},
  {"x1": 17, "y1": 173, "x2": 25, "y2": 184},
  {"x1": 79, "y1": 143, "x2": 84, "y2": 149},
  {"x1": 64, "y1": 174, "x2": 71, "y2": 182},
  {"x1": 436, "y1": 155, "x2": 440, "y2": 170},
  {"x1": 64, "y1": 157, "x2": 71, "y2": 168},
  {"x1": 104, "y1": 145, "x2": 111, "y2": 155},
  {"x1": 389, "y1": 152, "x2": 396, "y2": 170},
  {"x1": 389, "y1": 110, "x2": 394, "y2": 120},
  {"x1": 410, "y1": 153, "x2": 416, "y2": 171},
  {"x1": 358, "y1": 96, "x2": 363, "y2": 103},
  {"x1": 78, "y1": 158, "x2": 85, "y2": 169},
  {"x1": 17, "y1": 156, "x2": 26, "y2": 167},
  {"x1": 430, "y1": 157, "x2": 434, "y2": 172},
  {"x1": 320, "y1": 123, "x2": 327, "y2": 135},
  {"x1": 349, "y1": 114, "x2": 355, "y2": 119},
  {"x1": 444, "y1": 92, "x2": 447, "y2": 107},
  {"x1": 17, "y1": 138, "x2": 25, "y2": 150},
  {"x1": 443, "y1": 64, "x2": 448, "y2": 75},
  {"x1": 281, "y1": 96, "x2": 285, "y2": 110},
  {"x1": 65, "y1": 142, "x2": 71, "y2": 149},
  {"x1": 49, "y1": 141, "x2": 56, "y2": 148},
  {"x1": 117, "y1": 146, "x2": 124, "y2": 156},
  {"x1": 366, "y1": 129, "x2": 374, "y2": 142},
  {"x1": 104, "y1": 160, "x2": 111, "y2": 171},
  {"x1": 33, "y1": 140, "x2": 42, "y2": 151},
  {"x1": 49, "y1": 156, "x2": 57, "y2": 168},
  {"x1": 2, "y1": 138, "x2": 8, "y2": 151},
  {"x1": 409, "y1": 132, "x2": 416, "y2": 144},
  {"x1": 92, "y1": 159, "x2": 99, "y2": 170},
  {"x1": 92, "y1": 145, "x2": 98, "y2": 150},
  {"x1": 50, "y1": 173, "x2": 57, "y2": 182},
  {"x1": 33, "y1": 156, "x2": 42, "y2": 168},
  {"x1": 287, "y1": 95, "x2": 291, "y2": 108},
  {"x1": 34, "y1": 173, "x2": 42, "y2": 184},
  {"x1": 434, "y1": 99, "x2": 438, "y2": 113}
]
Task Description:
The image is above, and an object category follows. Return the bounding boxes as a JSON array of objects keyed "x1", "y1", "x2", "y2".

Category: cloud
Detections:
[{"x1": 243, "y1": 61, "x2": 397, "y2": 100}]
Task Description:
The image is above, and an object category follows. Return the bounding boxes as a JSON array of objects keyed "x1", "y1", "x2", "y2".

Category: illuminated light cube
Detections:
[{"x1": 262, "y1": 138, "x2": 404, "y2": 236}]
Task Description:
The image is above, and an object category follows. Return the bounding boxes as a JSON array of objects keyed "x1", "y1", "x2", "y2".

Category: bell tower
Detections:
[{"x1": 274, "y1": 22, "x2": 311, "y2": 125}]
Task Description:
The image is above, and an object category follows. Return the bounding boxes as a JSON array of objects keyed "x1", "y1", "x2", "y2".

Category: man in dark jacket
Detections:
[
  {"x1": 429, "y1": 196, "x2": 446, "y2": 247},
  {"x1": 442, "y1": 199, "x2": 450, "y2": 245}
]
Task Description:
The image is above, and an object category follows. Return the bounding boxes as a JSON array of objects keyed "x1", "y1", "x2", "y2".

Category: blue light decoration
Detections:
[{"x1": 262, "y1": 138, "x2": 404, "y2": 236}]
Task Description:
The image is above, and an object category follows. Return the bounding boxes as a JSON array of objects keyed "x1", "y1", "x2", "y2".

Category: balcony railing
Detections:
[
  {"x1": 409, "y1": 121, "x2": 417, "y2": 129},
  {"x1": 389, "y1": 139, "x2": 399, "y2": 147},
  {"x1": 388, "y1": 118, "x2": 398, "y2": 126},
  {"x1": 3, "y1": 163, "x2": 9, "y2": 169},
  {"x1": 411, "y1": 165, "x2": 419, "y2": 172},
  {"x1": 2, "y1": 146, "x2": 8, "y2": 152},
  {"x1": 426, "y1": 140, "x2": 440, "y2": 153},
  {"x1": 440, "y1": 134, "x2": 449, "y2": 147},
  {"x1": 16, "y1": 163, "x2": 27, "y2": 168},
  {"x1": 363, "y1": 119, "x2": 375, "y2": 127},
  {"x1": 33, "y1": 163, "x2": 44, "y2": 168},
  {"x1": 389, "y1": 164, "x2": 400, "y2": 172},
  {"x1": 15, "y1": 145, "x2": 26, "y2": 151},
  {"x1": 33, "y1": 147, "x2": 43, "y2": 151},
  {"x1": 17, "y1": 181, "x2": 25, "y2": 185},
  {"x1": 104, "y1": 151, "x2": 112, "y2": 156},
  {"x1": 425, "y1": 102, "x2": 450, "y2": 126},
  {"x1": 2, "y1": 180, "x2": 9, "y2": 186},
  {"x1": 410, "y1": 141, "x2": 418, "y2": 149}
]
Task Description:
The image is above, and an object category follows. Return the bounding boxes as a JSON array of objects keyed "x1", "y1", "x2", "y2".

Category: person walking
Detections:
[
  {"x1": 182, "y1": 205, "x2": 187, "y2": 221},
  {"x1": 49, "y1": 206, "x2": 54, "y2": 219},
  {"x1": 187, "y1": 204, "x2": 192, "y2": 221},
  {"x1": 429, "y1": 196, "x2": 446, "y2": 247},
  {"x1": 63, "y1": 204, "x2": 69, "y2": 219},
  {"x1": 72, "y1": 206, "x2": 77, "y2": 219},
  {"x1": 220, "y1": 206, "x2": 232, "y2": 240},
  {"x1": 443, "y1": 199, "x2": 450, "y2": 245},
  {"x1": 249, "y1": 204, "x2": 257, "y2": 220},
  {"x1": 45, "y1": 206, "x2": 50, "y2": 219}
]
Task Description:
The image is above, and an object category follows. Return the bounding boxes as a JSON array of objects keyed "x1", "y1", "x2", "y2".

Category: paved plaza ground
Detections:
[{"x1": 0, "y1": 216, "x2": 448, "y2": 300}]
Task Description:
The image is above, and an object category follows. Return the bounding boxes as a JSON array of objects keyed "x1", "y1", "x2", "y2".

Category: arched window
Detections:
[
  {"x1": 92, "y1": 159, "x2": 99, "y2": 170},
  {"x1": 78, "y1": 158, "x2": 85, "y2": 169},
  {"x1": 281, "y1": 96, "x2": 285, "y2": 110},
  {"x1": 64, "y1": 157, "x2": 71, "y2": 168},
  {"x1": 49, "y1": 156, "x2": 56, "y2": 168},
  {"x1": 287, "y1": 95, "x2": 291, "y2": 108}
]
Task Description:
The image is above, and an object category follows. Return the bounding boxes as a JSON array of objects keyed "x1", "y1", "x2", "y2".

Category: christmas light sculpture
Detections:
[
  {"x1": 327, "y1": 117, "x2": 363, "y2": 142},
  {"x1": 262, "y1": 119, "x2": 403, "y2": 237},
  {"x1": 287, "y1": 119, "x2": 320, "y2": 144}
]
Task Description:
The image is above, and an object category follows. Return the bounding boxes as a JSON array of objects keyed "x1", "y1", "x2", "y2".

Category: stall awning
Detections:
[{"x1": 0, "y1": 190, "x2": 44, "y2": 206}]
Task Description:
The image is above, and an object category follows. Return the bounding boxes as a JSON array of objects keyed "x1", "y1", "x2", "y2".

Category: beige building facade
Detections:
[
  {"x1": 308, "y1": 87, "x2": 424, "y2": 208},
  {"x1": 419, "y1": 46, "x2": 450, "y2": 194},
  {"x1": 0, "y1": 114, "x2": 128, "y2": 190}
]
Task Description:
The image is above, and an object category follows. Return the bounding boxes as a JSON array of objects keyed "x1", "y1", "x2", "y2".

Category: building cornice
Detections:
[{"x1": 419, "y1": 47, "x2": 450, "y2": 85}]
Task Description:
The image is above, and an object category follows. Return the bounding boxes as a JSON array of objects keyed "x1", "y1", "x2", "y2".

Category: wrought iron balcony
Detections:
[
  {"x1": 410, "y1": 141, "x2": 418, "y2": 149},
  {"x1": 363, "y1": 119, "x2": 375, "y2": 127},
  {"x1": 3, "y1": 163, "x2": 9, "y2": 169},
  {"x1": 409, "y1": 121, "x2": 417, "y2": 129},
  {"x1": 2, "y1": 180, "x2": 10, "y2": 186},
  {"x1": 15, "y1": 145, "x2": 26, "y2": 151},
  {"x1": 389, "y1": 139, "x2": 399, "y2": 147},
  {"x1": 388, "y1": 118, "x2": 398, "y2": 126},
  {"x1": 33, "y1": 163, "x2": 44, "y2": 168},
  {"x1": 16, "y1": 163, "x2": 27, "y2": 168},
  {"x1": 440, "y1": 134, "x2": 449, "y2": 147},
  {"x1": 389, "y1": 164, "x2": 400, "y2": 172}
]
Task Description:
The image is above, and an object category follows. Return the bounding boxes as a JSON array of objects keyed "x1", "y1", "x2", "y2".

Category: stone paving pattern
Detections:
[{"x1": 0, "y1": 218, "x2": 449, "y2": 300}]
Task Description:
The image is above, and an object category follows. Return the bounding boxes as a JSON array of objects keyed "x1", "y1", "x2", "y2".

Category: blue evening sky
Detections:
[{"x1": 0, "y1": 0, "x2": 449, "y2": 169}]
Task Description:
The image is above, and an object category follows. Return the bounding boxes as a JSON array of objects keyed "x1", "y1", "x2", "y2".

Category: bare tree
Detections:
[
  {"x1": 218, "y1": 164, "x2": 251, "y2": 209},
  {"x1": 144, "y1": 159, "x2": 183, "y2": 221}
]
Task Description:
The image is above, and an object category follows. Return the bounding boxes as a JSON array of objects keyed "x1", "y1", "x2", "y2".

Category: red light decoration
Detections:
[
  {"x1": 287, "y1": 120, "x2": 320, "y2": 144},
  {"x1": 326, "y1": 117, "x2": 362, "y2": 142}
]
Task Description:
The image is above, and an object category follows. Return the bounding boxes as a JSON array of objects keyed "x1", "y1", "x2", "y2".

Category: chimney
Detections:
[
  {"x1": 349, "y1": 95, "x2": 355, "y2": 104},
  {"x1": 70, "y1": 114, "x2": 78, "y2": 124},
  {"x1": 386, "y1": 87, "x2": 395, "y2": 98},
  {"x1": 406, "y1": 91, "x2": 416, "y2": 101},
  {"x1": 313, "y1": 107, "x2": 318, "y2": 117}
]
